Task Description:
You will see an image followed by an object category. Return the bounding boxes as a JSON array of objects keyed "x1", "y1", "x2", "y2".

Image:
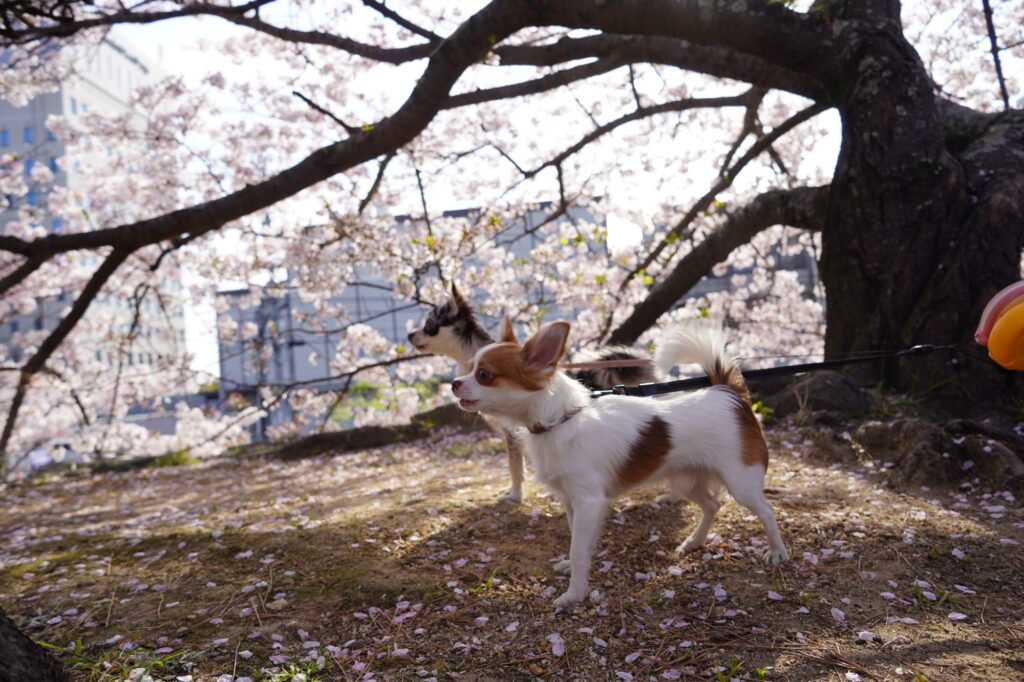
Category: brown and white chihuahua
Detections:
[{"x1": 408, "y1": 284, "x2": 655, "y2": 501}]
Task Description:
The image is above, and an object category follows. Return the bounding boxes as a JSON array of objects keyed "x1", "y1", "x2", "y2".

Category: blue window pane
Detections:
[
  {"x1": 70, "y1": 97, "x2": 77, "y2": 113},
  {"x1": 47, "y1": 130, "x2": 55, "y2": 142},
  {"x1": 23, "y1": 127, "x2": 34, "y2": 144},
  {"x1": 49, "y1": 157, "x2": 58, "y2": 172},
  {"x1": 25, "y1": 159, "x2": 34, "y2": 175},
  {"x1": 52, "y1": 218, "x2": 63, "y2": 232},
  {"x1": 0, "y1": 129, "x2": 8, "y2": 146},
  {"x1": 26, "y1": 190, "x2": 37, "y2": 206},
  {"x1": 10, "y1": 321, "x2": 18, "y2": 333}
]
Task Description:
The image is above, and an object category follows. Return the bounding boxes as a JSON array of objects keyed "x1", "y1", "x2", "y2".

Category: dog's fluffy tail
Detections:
[{"x1": 654, "y1": 324, "x2": 750, "y2": 405}]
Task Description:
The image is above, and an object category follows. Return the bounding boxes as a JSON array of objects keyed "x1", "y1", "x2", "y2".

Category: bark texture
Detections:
[
  {"x1": 819, "y1": 6, "x2": 1024, "y2": 409},
  {"x1": 0, "y1": 607, "x2": 70, "y2": 682}
]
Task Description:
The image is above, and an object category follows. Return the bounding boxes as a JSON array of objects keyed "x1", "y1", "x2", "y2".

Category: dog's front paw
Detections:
[
  {"x1": 553, "y1": 588, "x2": 588, "y2": 608},
  {"x1": 764, "y1": 547, "x2": 790, "y2": 565},
  {"x1": 675, "y1": 535, "x2": 704, "y2": 554},
  {"x1": 497, "y1": 487, "x2": 523, "y2": 503},
  {"x1": 552, "y1": 559, "x2": 571, "y2": 574}
]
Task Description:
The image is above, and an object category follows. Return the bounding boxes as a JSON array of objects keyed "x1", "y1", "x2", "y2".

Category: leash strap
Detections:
[{"x1": 591, "y1": 344, "x2": 946, "y2": 399}]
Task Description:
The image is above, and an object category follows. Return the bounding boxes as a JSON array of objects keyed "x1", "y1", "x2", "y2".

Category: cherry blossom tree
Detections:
[{"x1": 1, "y1": 0, "x2": 1022, "y2": 476}]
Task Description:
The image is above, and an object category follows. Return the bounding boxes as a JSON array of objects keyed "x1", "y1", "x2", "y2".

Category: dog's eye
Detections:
[{"x1": 476, "y1": 368, "x2": 493, "y2": 384}]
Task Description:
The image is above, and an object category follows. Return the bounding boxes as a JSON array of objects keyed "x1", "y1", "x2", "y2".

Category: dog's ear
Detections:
[
  {"x1": 499, "y1": 314, "x2": 519, "y2": 344},
  {"x1": 523, "y1": 321, "x2": 571, "y2": 370},
  {"x1": 449, "y1": 282, "x2": 468, "y2": 311}
]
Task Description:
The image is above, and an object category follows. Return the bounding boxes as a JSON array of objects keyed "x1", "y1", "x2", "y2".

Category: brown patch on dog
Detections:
[
  {"x1": 616, "y1": 416, "x2": 671, "y2": 487},
  {"x1": 475, "y1": 343, "x2": 548, "y2": 392},
  {"x1": 725, "y1": 390, "x2": 769, "y2": 468}
]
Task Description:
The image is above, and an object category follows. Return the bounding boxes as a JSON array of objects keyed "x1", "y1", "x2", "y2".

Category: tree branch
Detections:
[
  {"x1": 0, "y1": 255, "x2": 45, "y2": 298},
  {"x1": 495, "y1": 34, "x2": 829, "y2": 101},
  {"x1": 1, "y1": 0, "x2": 274, "y2": 44},
  {"x1": 7, "y1": 0, "x2": 536, "y2": 263},
  {"x1": 525, "y1": 92, "x2": 754, "y2": 180},
  {"x1": 445, "y1": 57, "x2": 625, "y2": 109},
  {"x1": 361, "y1": 0, "x2": 442, "y2": 42},
  {"x1": 623, "y1": 101, "x2": 828, "y2": 288},
  {"x1": 1, "y1": 248, "x2": 130, "y2": 462},
  {"x1": 291, "y1": 91, "x2": 360, "y2": 134},
  {"x1": 981, "y1": 0, "x2": 1011, "y2": 111},
  {"x1": 607, "y1": 185, "x2": 829, "y2": 345}
]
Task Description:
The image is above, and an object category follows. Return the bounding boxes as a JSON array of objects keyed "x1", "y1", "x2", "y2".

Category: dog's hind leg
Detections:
[
  {"x1": 720, "y1": 469, "x2": 789, "y2": 564},
  {"x1": 672, "y1": 474, "x2": 721, "y2": 554}
]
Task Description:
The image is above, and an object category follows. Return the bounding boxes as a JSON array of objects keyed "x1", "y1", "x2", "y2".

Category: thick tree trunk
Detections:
[
  {"x1": 0, "y1": 607, "x2": 70, "y2": 682},
  {"x1": 819, "y1": 10, "x2": 1024, "y2": 412}
]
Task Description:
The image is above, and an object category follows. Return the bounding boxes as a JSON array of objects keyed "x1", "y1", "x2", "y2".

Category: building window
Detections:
[
  {"x1": 82, "y1": 103, "x2": 88, "y2": 113},
  {"x1": 26, "y1": 190, "x2": 37, "y2": 207},
  {"x1": 0, "y1": 129, "x2": 8, "y2": 146},
  {"x1": 70, "y1": 97, "x2": 77, "y2": 113},
  {"x1": 49, "y1": 157, "x2": 58, "y2": 172},
  {"x1": 34, "y1": 316, "x2": 43, "y2": 330},
  {"x1": 10, "y1": 321, "x2": 18, "y2": 333},
  {"x1": 95, "y1": 350, "x2": 102, "y2": 362},
  {"x1": 52, "y1": 218, "x2": 62, "y2": 232},
  {"x1": 23, "y1": 127, "x2": 34, "y2": 144},
  {"x1": 47, "y1": 130, "x2": 56, "y2": 142},
  {"x1": 24, "y1": 159, "x2": 34, "y2": 176}
]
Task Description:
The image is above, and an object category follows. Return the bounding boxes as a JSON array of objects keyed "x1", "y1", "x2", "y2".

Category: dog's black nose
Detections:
[{"x1": 451, "y1": 379, "x2": 463, "y2": 392}]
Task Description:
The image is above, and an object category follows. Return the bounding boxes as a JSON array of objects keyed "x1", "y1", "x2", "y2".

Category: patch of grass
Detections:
[
  {"x1": 752, "y1": 400, "x2": 775, "y2": 425},
  {"x1": 149, "y1": 449, "x2": 196, "y2": 468},
  {"x1": 3, "y1": 556, "x2": 47, "y2": 581},
  {"x1": 446, "y1": 439, "x2": 504, "y2": 459},
  {"x1": 265, "y1": 657, "x2": 328, "y2": 682},
  {"x1": 37, "y1": 639, "x2": 197, "y2": 682},
  {"x1": 716, "y1": 658, "x2": 748, "y2": 681},
  {"x1": 468, "y1": 567, "x2": 500, "y2": 596}
]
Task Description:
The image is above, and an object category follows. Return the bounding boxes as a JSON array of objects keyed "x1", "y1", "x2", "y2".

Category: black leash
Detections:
[{"x1": 591, "y1": 344, "x2": 951, "y2": 399}]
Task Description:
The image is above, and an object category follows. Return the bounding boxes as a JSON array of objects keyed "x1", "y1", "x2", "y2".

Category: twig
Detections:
[
  {"x1": 292, "y1": 90, "x2": 359, "y2": 133},
  {"x1": 981, "y1": 0, "x2": 1011, "y2": 110},
  {"x1": 104, "y1": 583, "x2": 118, "y2": 628}
]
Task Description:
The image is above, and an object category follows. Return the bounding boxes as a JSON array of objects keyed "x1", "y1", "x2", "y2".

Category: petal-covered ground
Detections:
[{"x1": 1, "y1": 425, "x2": 1022, "y2": 681}]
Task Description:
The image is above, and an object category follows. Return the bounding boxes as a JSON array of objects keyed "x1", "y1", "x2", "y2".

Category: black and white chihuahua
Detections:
[{"x1": 408, "y1": 283, "x2": 655, "y2": 501}]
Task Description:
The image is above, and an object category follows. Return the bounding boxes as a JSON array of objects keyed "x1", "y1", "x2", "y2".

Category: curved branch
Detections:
[
  {"x1": 623, "y1": 101, "x2": 828, "y2": 287},
  {"x1": 526, "y1": 92, "x2": 754, "y2": 179},
  {"x1": 1, "y1": 248, "x2": 130, "y2": 461},
  {"x1": 1, "y1": 0, "x2": 272, "y2": 43},
  {"x1": 446, "y1": 57, "x2": 625, "y2": 109},
  {"x1": 607, "y1": 185, "x2": 829, "y2": 345},
  {"x1": 496, "y1": 34, "x2": 828, "y2": 101},
  {"x1": 0, "y1": 255, "x2": 44, "y2": 298},
  {"x1": 361, "y1": 0, "x2": 441, "y2": 42},
  {"x1": 533, "y1": 0, "x2": 833, "y2": 81},
  {"x1": 9, "y1": 0, "x2": 536, "y2": 262}
]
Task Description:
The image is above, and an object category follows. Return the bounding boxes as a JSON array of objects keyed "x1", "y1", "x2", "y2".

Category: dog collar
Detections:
[{"x1": 528, "y1": 407, "x2": 583, "y2": 435}]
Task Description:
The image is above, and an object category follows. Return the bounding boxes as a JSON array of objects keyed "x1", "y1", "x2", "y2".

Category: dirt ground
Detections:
[{"x1": 1, "y1": 423, "x2": 1022, "y2": 681}]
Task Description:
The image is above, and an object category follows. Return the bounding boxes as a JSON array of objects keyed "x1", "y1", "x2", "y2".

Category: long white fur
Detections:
[{"x1": 451, "y1": 323, "x2": 789, "y2": 607}]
